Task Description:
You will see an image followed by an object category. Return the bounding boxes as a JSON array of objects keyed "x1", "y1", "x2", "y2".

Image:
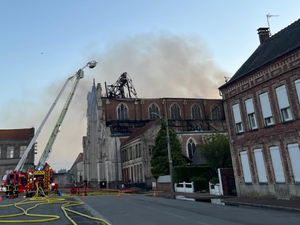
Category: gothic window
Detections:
[
  {"x1": 211, "y1": 104, "x2": 221, "y2": 120},
  {"x1": 191, "y1": 104, "x2": 201, "y2": 120},
  {"x1": 187, "y1": 138, "x2": 197, "y2": 159},
  {"x1": 171, "y1": 103, "x2": 181, "y2": 120},
  {"x1": 149, "y1": 103, "x2": 159, "y2": 119},
  {"x1": 117, "y1": 103, "x2": 128, "y2": 120}
]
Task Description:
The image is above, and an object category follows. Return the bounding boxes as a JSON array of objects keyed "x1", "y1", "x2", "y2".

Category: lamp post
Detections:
[{"x1": 152, "y1": 107, "x2": 174, "y2": 193}]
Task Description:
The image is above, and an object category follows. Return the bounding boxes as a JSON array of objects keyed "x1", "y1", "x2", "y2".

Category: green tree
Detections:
[
  {"x1": 151, "y1": 120, "x2": 185, "y2": 179},
  {"x1": 199, "y1": 133, "x2": 232, "y2": 175}
]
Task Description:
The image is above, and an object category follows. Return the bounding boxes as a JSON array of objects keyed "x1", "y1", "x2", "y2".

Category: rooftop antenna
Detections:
[{"x1": 266, "y1": 13, "x2": 279, "y2": 36}]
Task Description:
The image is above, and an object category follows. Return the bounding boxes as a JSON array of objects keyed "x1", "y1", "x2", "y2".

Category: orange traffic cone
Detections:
[
  {"x1": 82, "y1": 193, "x2": 85, "y2": 200},
  {"x1": 153, "y1": 191, "x2": 157, "y2": 197},
  {"x1": 0, "y1": 195, "x2": 2, "y2": 202},
  {"x1": 118, "y1": 190, "x2": 121, "y2": 198}
]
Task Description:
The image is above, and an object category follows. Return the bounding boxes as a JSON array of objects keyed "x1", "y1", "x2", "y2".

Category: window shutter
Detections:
[
  {"x1": 259, "y1": 93, "x2": 272, "y2": 118},
  {"x1": 232, "y1": 104, "x2": 242, "y2": 123},
  {"x1": 245, "y1": 98, "x2": 254, "y2": 114},
  {"x1": 275, "y1": 85, "x2": 289, "y2": 109},
  {"x1": 240, "y1": 151, "x2": 252, "y2": 183},
  {"x1": 254, "y1": 149, "x2": 267, "y2": 182},
  {"x1": 287, "y1": 144, "x2": 300, "y2": 182},
  {"x1": 270, "y1": 146, "x2": 285, "y2": 183}
]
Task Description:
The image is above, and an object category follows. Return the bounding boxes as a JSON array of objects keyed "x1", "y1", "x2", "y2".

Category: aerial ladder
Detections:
[{"x1": 0, "y1": 60, "x2": 97, "y2": 196}]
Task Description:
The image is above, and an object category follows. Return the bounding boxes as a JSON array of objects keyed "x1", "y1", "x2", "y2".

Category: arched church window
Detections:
[
  {"x1": 149, "y1": 103, "x2": 159, "y2": 119},
  {"x1": 118, "y1": 103, "x2": 128, "y2": 120},
  {"x1": 211, "y1": 104, "x2": 221, "y2": 120},
  {"x1": 171, "y1": 103, "x2": 181, "y2": 120},
  {"x1": 191, "y1": 104, "x2": 201, "y2": 120},
  {"x1": 187, "y1": 138, "x2": 197, "y2": 159}
]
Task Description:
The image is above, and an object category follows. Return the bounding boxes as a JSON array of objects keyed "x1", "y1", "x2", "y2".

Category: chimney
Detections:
[{"x1": 257, "y1": 27, "x2": 270, "y2": 44}]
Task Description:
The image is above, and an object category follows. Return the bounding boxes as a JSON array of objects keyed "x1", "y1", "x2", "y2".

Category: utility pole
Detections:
[{"x1": 164, "y1": 100, "x2": 174, "y2": 193}]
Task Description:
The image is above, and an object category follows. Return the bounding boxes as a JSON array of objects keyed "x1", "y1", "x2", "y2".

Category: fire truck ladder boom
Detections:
[
  {"x1": 15, "y1": 60, "x2": 97, "y2": 172},
  {"x1": 36, "y1": 61, "x2": 97, "y2": 170},
  {"x1": 15, "y1": 76, "x2": 74, "y2": 172}
]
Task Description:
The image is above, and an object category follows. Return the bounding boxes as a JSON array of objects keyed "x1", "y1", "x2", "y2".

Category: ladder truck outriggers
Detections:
[{"x1": 0, "y1": 60, "x2": 97, "y2": 197}]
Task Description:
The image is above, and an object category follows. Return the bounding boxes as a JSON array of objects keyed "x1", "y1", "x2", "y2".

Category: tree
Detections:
[
  {"x1": 151, "y1": 120, "x2": 185, "y2": 179},
  {"x1": 199, "y1": 133, "x2": 232, "y2": 175}
]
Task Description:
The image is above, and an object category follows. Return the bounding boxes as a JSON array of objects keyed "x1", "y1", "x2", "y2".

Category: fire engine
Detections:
[{"x1": 0, "y1": 60, "x2": 97, "y2": 197}]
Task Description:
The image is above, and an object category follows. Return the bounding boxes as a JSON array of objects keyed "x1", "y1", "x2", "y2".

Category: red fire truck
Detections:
[{"x1": 0, "y1": 61, "x2": 97, "y2": 197}]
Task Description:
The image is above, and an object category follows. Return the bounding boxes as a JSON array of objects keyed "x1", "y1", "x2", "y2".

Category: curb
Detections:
[{"x1": 223, "y1": 200, "x2": 300, "y2": 212}]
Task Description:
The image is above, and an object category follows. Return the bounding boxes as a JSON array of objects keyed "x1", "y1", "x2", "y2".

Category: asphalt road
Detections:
[{"x1": 81, "y1": 195, "x2": 300, "y2": 225}]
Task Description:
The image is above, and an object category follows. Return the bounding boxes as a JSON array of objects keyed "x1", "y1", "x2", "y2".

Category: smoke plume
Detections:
[{"x1": 1, "y1": 32, "x2": 229, "y2": 171}]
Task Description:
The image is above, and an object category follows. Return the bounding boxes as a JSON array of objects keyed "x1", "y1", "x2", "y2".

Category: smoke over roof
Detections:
[{"x1": 0, "y1": 32, "x2": 229, "y2": 171}]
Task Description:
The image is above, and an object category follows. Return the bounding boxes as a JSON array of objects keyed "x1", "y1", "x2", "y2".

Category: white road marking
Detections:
[
  {"x1": 144, "y1": 206, "x2": 158, "y2": 211},
  {"x1": 164, "y1": 211, "x2": 185, "y2": 219},
  {"x1": 196, "y1": 221, "x2": 210, "y2": 225}
]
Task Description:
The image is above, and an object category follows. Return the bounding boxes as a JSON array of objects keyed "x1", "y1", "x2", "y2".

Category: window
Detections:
[
  {"x1": 232, "y1": 104, "x2": 243, "y2": 133},
  {"x1": 287, "y1": 144, "x2": 300, "y2": 182},
  {"x1": 295, "y1": 79, "x2": 300, "y2": 104},
  {"x1": 19, "y1": 146, "x2": 27, "y2": 157},
  {"x1": 187, "y1": 138, "x2": 197, "y2": 159},
  {"x1": 148, "y1": 145, "x2": 153, "y2": 155},
  {"x1": 117, "y1": 103, "x2": 128, "y2": 120},
  {"x1": 275, "y1": 85, "x2": 292, "y2": 122},
  {"x1": 270, "y1": 146, "x2": 285, "y2": 183},
  {"x1": 130, "y1": 147, "x2": 132, "y2": 160},
  {"x1": 6, "y1": 146, "x2": 14, "y2": 158},
  {"x1": 240, "y1": 151, "x2": 252, "y2": 183},
  {"x1": 135, "y1": 145, "x2": 138, "y2": 158},
  {"x1": 171, "y1": 103, "x2": 180, "y2": 119},
  {"x1": 149, "y1": 103, "x2": 159, "y2": 119},
  {"x1": 259, "y1": 92, "x2": 274, "y2": 126},
  {"x1": 253, "y1": 149, "x2": 267, "y2": 182},
  {"x1": 245, "y1": 98, "x2": 257, "y2": 130},
  {"x1": 211, "y1": 105, "x2": 221, "y2": 120},
  {"x1": 139, "y1": 144, "x2": 141, "y2": 157},
  {"x1": 191, "y1": 104, "x2": 201, "y2": 119}
]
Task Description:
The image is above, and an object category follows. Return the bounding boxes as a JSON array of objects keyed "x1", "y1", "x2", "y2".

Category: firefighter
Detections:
[
  {"x1": 13, "y1": 181, "x2": 19, "y2": 198},
  {"x1": 5, "y1": 180, "x2": 13, "y2": 199}
]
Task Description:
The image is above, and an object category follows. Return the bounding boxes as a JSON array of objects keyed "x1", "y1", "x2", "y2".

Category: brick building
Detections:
[
  {"x1": 0, "y1": 128, "x2": 35, "y2": 177},
  {"x1": 83, "y1": 80, "x2": 227, "y2": 188},
  {"x1": 219, "y1": 19, "x2": 300, "y2": 199}
]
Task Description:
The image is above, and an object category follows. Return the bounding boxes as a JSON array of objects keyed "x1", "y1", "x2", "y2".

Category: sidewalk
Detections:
[{"x1": 156, "y1": 191, "x2": 300, "y2": 212}]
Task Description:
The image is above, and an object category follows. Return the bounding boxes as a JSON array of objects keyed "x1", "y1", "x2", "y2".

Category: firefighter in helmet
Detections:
[
  {"x1": 6, "y1": 180, "x2": 13, "y2": 199},
  {"x1": 13, "y1": 181, "x2": 19, "y2": 198}
]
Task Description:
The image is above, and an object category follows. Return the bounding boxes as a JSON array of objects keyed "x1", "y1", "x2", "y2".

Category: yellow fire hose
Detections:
[{"x1": 0, "y1": 185, "x2": 112, "y2": 224}]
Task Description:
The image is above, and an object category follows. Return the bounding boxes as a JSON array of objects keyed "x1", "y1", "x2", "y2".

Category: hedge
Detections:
[
  {"x1": 190, "y1": 177, "x2": 207, "y2": 192},
  {"x1": 173, "y1": 165, "x2": 215, "y2": 184}
]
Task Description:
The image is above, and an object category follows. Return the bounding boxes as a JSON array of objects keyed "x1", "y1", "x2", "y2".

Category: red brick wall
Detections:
[
  {"x1": 103, "y1": 98, "x2": 224, "y2": 121},
  {"x1": 220, "y1": 49, "x2": 300, "y2": 197}
]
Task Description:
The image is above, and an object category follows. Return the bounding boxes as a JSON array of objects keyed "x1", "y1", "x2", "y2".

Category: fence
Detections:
[{"x1": 174, "y1": 182, "x2": 194, "y2": 193}]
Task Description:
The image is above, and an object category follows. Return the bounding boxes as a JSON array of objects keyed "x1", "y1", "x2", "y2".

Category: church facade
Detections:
[{"x1": 83, "y1": 80, "x2": 227, "y2": 188}]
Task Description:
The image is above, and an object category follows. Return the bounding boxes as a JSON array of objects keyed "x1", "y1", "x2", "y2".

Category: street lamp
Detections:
[{"x1": 151, "y1": 110, "x2": 174, "y2": 193}]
